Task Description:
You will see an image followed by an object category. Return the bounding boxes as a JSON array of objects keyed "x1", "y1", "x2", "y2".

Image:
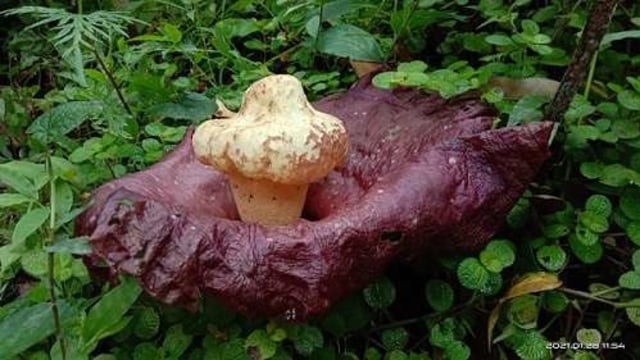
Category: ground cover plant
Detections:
[{"x1": 0, "y1": 0, "x2": 639, "y2": 359}]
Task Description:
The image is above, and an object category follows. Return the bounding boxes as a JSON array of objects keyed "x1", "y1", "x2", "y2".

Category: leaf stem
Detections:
[
  {"x1": 93, "y1": 48, "x2": 133, "y2": 116},
  {"x1": 46, "y1": 153, "x2": 66, "y2": 360},
  {"x1": 559, "y1": 287, "x2": 639, "y2": 309}
]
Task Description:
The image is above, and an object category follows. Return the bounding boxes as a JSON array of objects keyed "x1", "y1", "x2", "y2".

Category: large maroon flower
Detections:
[{"x1": 76, "y1": 77, "x2": 553, "y2": 320}]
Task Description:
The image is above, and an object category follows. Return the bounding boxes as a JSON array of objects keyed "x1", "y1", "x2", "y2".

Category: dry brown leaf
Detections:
[
  {"x1": 350, "y1": 60, "x2": 384, "y2": 78},
  {"x1": 487, "y1": 76, "x2": 560, "y2": 99}
]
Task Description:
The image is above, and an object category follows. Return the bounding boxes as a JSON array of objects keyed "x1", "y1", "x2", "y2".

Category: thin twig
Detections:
[
  {"x1": 46, "y1": 154, "x2": 66, "y2": 360},
  {"x1": 93, "y1": 48, "x2": 133, "y2": 116},
  {"x1": 547, "y1": 0, "x2": 619, "y2": 122}
]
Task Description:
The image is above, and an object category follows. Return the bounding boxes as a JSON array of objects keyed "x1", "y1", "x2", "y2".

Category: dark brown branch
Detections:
[{"x1": 547, "y1": 0, "x2": 619, "y2": 123}]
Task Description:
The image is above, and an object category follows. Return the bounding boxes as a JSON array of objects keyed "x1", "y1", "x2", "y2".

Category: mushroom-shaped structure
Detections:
[
  {"x1": 192, "y1": 75, "x2": 348, "y2": 225},
  {"x1": 76, "y1": 75, "x2": 553, "y2": 320}
]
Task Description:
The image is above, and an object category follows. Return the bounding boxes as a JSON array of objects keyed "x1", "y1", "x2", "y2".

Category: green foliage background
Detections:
[{"x1": 1, "y1": 0, "x2": 640, "y2": 359}]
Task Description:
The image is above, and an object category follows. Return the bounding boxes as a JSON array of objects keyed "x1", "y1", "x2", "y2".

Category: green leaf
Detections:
[
  {"x1": 542, "y1": 223, "x2": 569, "y2": 238},
  {"x1": 397, "y1": 61, "x2": 428, "y2": 73},
  {"x1": 0, "y1": 301, "x2": 75, "y2": 359},
  {"x1": 83, "y1": 277, "x2": 142, "y2": 345},
  {"x1": 542, "y1": 291, "x2": 569, "y2": 313},
  {"x1": 479, "y1": 239, "x2": 516, "y2": 273},
  {"x1": 511, "y1": 330, "x2": 549, "y2": 360},
  {"x1": 290, "y1": 324, "x2": 323, "y2": 356},
  {"x1": 27, "y1": 101, "x2": 103, "y2": 144},
  {"x1": 133, "y1": 342, "x2": 163, "y2": 360},
  {"x1": 599, "y1": 164, "x2": 639, "y2": 187},
  {"x1": 12, "y1": 208, "x2": 50, "y2": 245},
  {"x1": 578, "y1": 210, "x2": 609, "y2": 233},
  {"x1": 601, "y1": 30, "x2": 640, "y2": 47},
  {"x1": 507, "y1": 95, "x2": 548, "y2": 125},
  {"x1": 133, "y1": 307, "x2": 160, "y2": 340},
  {"x1": 618, "y1": 90, "x2": 640, "y2": 111},
  {"x1": 633, "y1": 250, "x2": 640, "y2": 271},
  {"x1": 425, "y1": 279, "x2": 454, "y2": 312},
  {"x1": 575, "y1": 225, "x2": 599, "y2": 246},
  {"x1": 381, "y1": 327, "x2": 409, "y2": 351},
  {"x1": 626, "y1": 222, "x2": 640, "y2": 246},
  {"x1": 536, "y1": 245, "x2": 566, "y2": 271},
  {"x1": 363, "y1": 277, "x2": 396, "y2": 309},
  {"x1": 507, "y1": 196, "x2": 530, "y2": 229},
  {"x1": 0, "y1": 193, "x2": 34, "y2": 207},
  {"x1": 457, "y1": 258, "x2": 489, "y2": 290},
  {"x1": 443, "y1": 342, "x2": 470, "y2": 360},
  {"x1": 147, "y1": 93, "x2": 217, "y2": 122},
  {"x1": 626, "y1": 307, "x2": 640, "y2": 327},
  {"x1": 618, "y1": 271, "x2": 640, "y2": 290},
  {"x1": 316, "y1": 24, "x2": 384, "y2": 62},
  {"x1": 576, "y1": 328, "x2": 602, "y2": 345},
  {"x1": 620, "y1": 188, "x2": 640, "y2": 220},
  {"x1": 0, "y1": 164, "x2": 38, "y2": 196},
  {"x1": 585, "y1": 195, "x2": 612, "y2": 217},
  {"x1": 163, "y1": 324, "x2": 193, "y2": 358},
  {"x1": 569, "y1": 235, "x2": 603, "y2": 264},
  {"x1": 580, "y1": 162, "x2": 604, "y2": 179},
  {"x1": 485, "y1": 34, "x2": 514, "y2": 46},
  {"x1": 245, "y1": 329, "x2": 277, "y2": 359},
  {"x1": 45, "y1": 235, "x2": 92, "y2": 255},
  {"x1": 507, "y1": 294, "x2": 539, "y2": 329}
]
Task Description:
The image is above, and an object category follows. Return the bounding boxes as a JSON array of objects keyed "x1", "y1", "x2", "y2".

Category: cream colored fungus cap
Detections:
[{"x1": 192, "y1": 74, "x2": 348, "y2": 185}]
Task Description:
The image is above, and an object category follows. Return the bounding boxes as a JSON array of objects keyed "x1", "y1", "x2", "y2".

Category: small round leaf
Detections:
[
  {"x1": 585, "y1": 195, "x2": 612, "y2": 217},
  {"x1": 536, "y1": 245, "x2": 567, "y2": 271},
  {"x1": 425, "y1": 279, "x2": 454, "y2": 312},
  {"x1": 618, "y1": 271, "x2": 640, "y2": 290},
  {"x1": 457, "y1": 258, "x2": 489, "y2": 290},
  {"x1": 363, "y1": 277, "x2": 396, "y2": 309},
  {"x1": 381, "y1": 327, "x2": 409, "y2": 350},
  {"x1": 576, "y1": 328, "x2": 602, "y2": 345}
]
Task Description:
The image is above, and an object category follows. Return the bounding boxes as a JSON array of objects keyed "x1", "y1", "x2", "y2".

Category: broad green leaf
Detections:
[
  {"x1": 0, "y1": 165, "x2": 37, "y2": 196},
  {"x1": 601, "y1": 30, "x2": 640, "y2": 47},
  {"x1": 133, "y1": 342, "x2": 163, "y2": 360},
  {"x1": 20, "y1": 250, "x2": 48, "y2": 278},
  {"x1": 316, "y1": 24, "x2": 384, "y2": 62},
  {"x1": 599, "y1": 164, "x2": 639, "y2": 187},
  {"x1": 618, "y1": 90, "x2": 640, "y2": 111},
  {"x1": 147, "y1": 92, "x2": 217, "y2": 122},
  {"x1": 83, "y1": 277, "x2": 142, "y2": 345},
  {"x1": 485, "y1": 34, "x2": 514, "y2": 46},
  {"x1": 633, "y1": 250, "x2": 640, "y2": 271},
  {"x1": 45, "y1": 235, "x2": 92, "y2": 255},
  {"x1": 542, "y1": 223, "x2": 569, "y2": 238},
  {"x1": 0, "y1": 193, "x2": 33, "y2": 207},
  {"x1": 305, "y1": 0, "x2": 376, "y2": 37},
  {"x1": 27, "y1": 101, "x2": 103, "y2": 144},
  {"x1": 425, "y1": 279, "x2": 454, "y2": 312},
  {"x1": 580, "y1": 162, "x2": 604, "y2": 179},
  {"x1": 12, "y1": 208, "x2": 50, "y2": 245},
  {"x1": 508, "y1": 95, "x2": 547, "y2": 125},
  {"x1": 363, "y1": 277, "x2": 396, "y2": 309},
  {"x1": 54, "y1": 180, "x2": 73, "y2": 219},
  {"x1": 511, "y1": 330, "x2": 549, "y2": 360},
  {"x1": 457, "y1": 258, "x2": 489, "y2": 290},
  {"x1": 0, "y1": 301, "x2": 74, "y2": 359}
]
